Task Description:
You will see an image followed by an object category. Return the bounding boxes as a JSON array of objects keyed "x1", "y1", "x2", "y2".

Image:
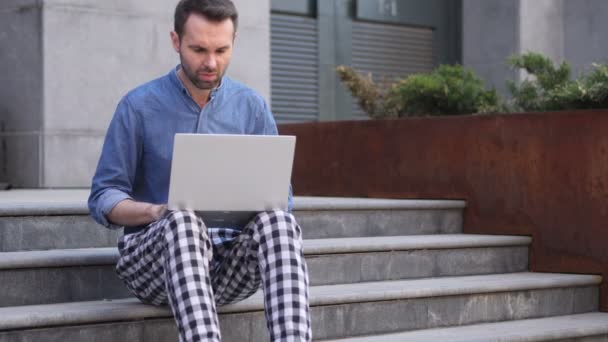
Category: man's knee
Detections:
[
  {"x1": 163, "y1": 209, "x2": 208, "y2": 237},
  {"x1": 253, "y1": 209, "x2": 301, "y2": 239}
]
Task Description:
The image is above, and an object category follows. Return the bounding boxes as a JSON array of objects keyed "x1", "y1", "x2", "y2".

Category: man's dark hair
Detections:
[{"x1": 174, "y1": 0, "x2": 238, "y2": 38}]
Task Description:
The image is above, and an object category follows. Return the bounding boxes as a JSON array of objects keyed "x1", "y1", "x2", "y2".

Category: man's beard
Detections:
[{"x1": 180, "y1": 54, "x2": 222, "y2": 90}]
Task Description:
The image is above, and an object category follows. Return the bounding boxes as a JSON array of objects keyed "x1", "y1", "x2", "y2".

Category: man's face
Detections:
[{"x1": 171, "y1": 14, "x2": 235, "y2": 90}]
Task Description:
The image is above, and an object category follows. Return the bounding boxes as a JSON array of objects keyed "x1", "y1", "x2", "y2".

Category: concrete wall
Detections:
[
  {"x1": 0, "y1": 1, "x2": 44, "y2": 187},
  {"x1": 563, "y1": 0, "x2": 608, "y2": 75},
  {"x1": 462, "y1": 0, "x2": 520, "y2": 95},
  {"x1": 0, "y1": 0, "x2": 270, "y2": 188},
  {"x1": 519, "y1": 0, "x2": 564, "y2": 63},
  {"x1": 463, "y1": 0, "x2": 608, "y2": 95},
  {"x1": 229, "y1": 0, "x2": 270, "y2": 100}
]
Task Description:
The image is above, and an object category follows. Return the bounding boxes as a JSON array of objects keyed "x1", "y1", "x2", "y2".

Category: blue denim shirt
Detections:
[{"x1": 88, "y1": 66, "x2": 292, "y2": 235}]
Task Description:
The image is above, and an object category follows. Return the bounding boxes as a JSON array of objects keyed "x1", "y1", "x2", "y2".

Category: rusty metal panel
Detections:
[{"x1": 279, "y1": 109, "x2": 608, "y2": 311}]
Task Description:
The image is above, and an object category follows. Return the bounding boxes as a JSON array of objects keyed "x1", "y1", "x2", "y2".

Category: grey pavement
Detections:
[{"x1": 324, "y1": 312, "x2": 608, "y2": 342}]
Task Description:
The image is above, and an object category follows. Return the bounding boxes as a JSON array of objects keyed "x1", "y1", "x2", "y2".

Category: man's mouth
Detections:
[{"x1": 198, "y1": 71, "x2": 217, "y2": 82}]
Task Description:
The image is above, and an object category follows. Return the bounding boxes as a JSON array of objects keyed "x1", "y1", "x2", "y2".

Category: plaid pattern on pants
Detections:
[{"x1": 115, "y1": 209, "x2": 311, "y2": 342}]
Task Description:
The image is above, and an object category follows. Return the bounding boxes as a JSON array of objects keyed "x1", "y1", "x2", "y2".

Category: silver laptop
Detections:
[{"x1": 168, "y1": 133, "x2": 296, "y2": 228}]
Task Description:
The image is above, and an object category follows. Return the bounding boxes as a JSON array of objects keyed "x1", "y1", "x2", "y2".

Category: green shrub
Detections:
[
  {"x1": 337, "y1": 64, "x2": 500, "y2": 119},
  {"x1": 507, "y1": 52, "x2": 608, "y2": 111},
  {"x1": 335, "y1": 65, "x2": 388, "y2": 119},
  {"x1": 385, "y1": 65, "x2": 501, "y2": 116},
  {"x1": 338, "y1": 52, "x2": 608, "y2": 119}
]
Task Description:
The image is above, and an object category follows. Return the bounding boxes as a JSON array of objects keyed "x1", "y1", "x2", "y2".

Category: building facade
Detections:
[{"x1": 1, "y1": 0, "x2": 607, "y2": 187}]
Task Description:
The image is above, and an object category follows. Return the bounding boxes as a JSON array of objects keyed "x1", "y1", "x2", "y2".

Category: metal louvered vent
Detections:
[
  {"x1": 350, "y1": 21, "x2": 435, "y2": 118},
  {"x1": 271, "y1": 13, "x2": 319, "y2": 123}
]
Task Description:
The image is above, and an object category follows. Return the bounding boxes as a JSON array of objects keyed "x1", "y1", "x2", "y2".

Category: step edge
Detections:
[
  {"x1": 305, "y1": 272, "x2": 602, "y2": 308},
  {"x1": 0, "y1": 198, "x2": 466, "y2": 217},
  {"x1": 0, "y1": 235, "x2": 531, "y2": 269},
  {"x1": 321, "y1": 313, "x2": 608, "y2": 342},
  {"x1": 305, "y1": 235, "x2": 531, "y2": 255},
  {"x1": 0, "y1": 273, "x2": 600, "y2": 331}
]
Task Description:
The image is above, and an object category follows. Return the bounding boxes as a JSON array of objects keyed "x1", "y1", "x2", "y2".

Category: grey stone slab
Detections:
[
  {"x1": 3, "y1": 272, "x2": 599, "y2": 331},
  {"x1": 307, "y1": 253, "x2": 366, "y2": 284},
  {"x1": 0, "y1": 0, "x2": 40, "y2": 10},
  {"x1": 42, "y1": 6, "x2": 175, "y2": 133},
  {"x1": 0, "y1": 189, "x2": 89, "y2": 216},
  {"x1": 0, "y1": 5, "x2": 43, "y2": 132},
  {"x1": 0, "y1": 289, "x2": 602, "y2": 340},
  {"x1": 311, "y1": 298, "x2": 429, "y2": 340},
  {"x1": 293, "y1": 197, "x2": 466, "y2": 211},
  {"x1": 0, "y1": 211, "x2": 465, "y2": 250},
  {"x1": 0, "y1": 287, "x2": 600, "y2": 341},
  {"x1": 0, "y1": 320, "x2": 148, "y2": 342},
  {"x1": 0, "y1": 209, "x2": 465, "y2": 251},
  {"x1": 462, "y1": 0, "x2": 520, "y2": 65},
  {"x1": 0, "y1": 196, "x2": 465, "y2": 250},
  {"x1": 324, "y1": 312, "x2": 608, "y2": 342},
  {"x1": 219, "y1": 311, "x2": 270, "y2": 342},
  {"x1": 307, "y1": 246, "x2": 529, "y2": 285},
  {"x1": 0, "y1": 190, "x2": 464, "y2": 216},
  {"x1": 42, "y1": 134, "x2": 104, "y2": 187},
  {"x1": 43, "y1": 0, "x2": 175, "y2": 16},
  {"x1": 561, "y1": 337, "x2": 608, "y2": 342},
  {"x1": 464, "y1": 61, "x2": 519, "y2": 98},
  {"x1": 557, "y1": 337, "x2": 608, "y2": 342},
  {"x1": 229, "y1": 25, "x2": 270, "y2": 101},
  {"x1": 427, "y1": 292, "x2": 512, "y2": 328},
  {"x1": 0, "y1": 248, "x2": 117, "y2": 269},
  {"x1": 297, "y1": 209, "x2": 463, "y2": 239},
  {"x1": 0, "y1": 134, "x2": 41, "y2": 189},
  {"x1": 303, "y1": 273, "x2": 601, "y2": 307},
  {"x1": 0, "y1": 215, "x2": 118, "y2": 252},
  {"x1": 229, "y1": 0, "x2": 271, "y2": 100},
  {"x1": 305, "y1": 234, "x2": 530, "y2": 254},
  {"x1": 340, "y1": 299, "x2": 428, "y2": 338},
  {"x1": 435, "y1": 246, "x2": 529, "y2": 276},
  {"x1": 520, "y1": 0, "x2": 565, "y2": 63},
  {"x1": 141, "y1": 319, "x2": 179, "y2": 342},
  {"x1": 462, "y1": 0, "x2": 522, "y2": 96},
  {"x1": 564, "y1": 0, "x2": 608, "y2": 77},
  {"x1": 0, "y1": 242, "x2": 529, "y2": 306},
  {"x1": 0, "y1": 235, "x2": 528, "y2": 269},
  {"x1": 574, "y1": 286, "x2": 601, "y2": 313},
  {"x1": 0, "y1": 276, "x2": 606, "y2": 341},
  {"x1": 0, "y1": 266, "x2": 130, "y2": 307}
]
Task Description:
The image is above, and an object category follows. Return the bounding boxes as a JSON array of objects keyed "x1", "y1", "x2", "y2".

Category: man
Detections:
[{"x1": 88, "y1": 0, "x2": 311, "y2": 341}]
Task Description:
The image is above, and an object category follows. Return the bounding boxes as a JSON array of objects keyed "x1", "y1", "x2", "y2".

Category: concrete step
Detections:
[
  {"x1": 0, "y1": 234, "x2": 530, "y2": 306},
  {"x1": 0, "y1": 190, "x2": 465, "y2": 251},
  {"x1": 0, "y1": 272, "x2": 600, "y2": 341},
  {"x1": 322, "y1": 312, "x2": 608, "y2": 341}
]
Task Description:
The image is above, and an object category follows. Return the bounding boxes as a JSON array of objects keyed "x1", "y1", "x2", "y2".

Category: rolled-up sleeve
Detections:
[{"x1": 88, "y1": 97, "x2": 142, "y2": 229}]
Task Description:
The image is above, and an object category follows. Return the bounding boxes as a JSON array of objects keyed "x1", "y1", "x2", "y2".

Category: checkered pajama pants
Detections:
[{"x1": 115, "y1": 209, "x2": 311, "y2": 342}]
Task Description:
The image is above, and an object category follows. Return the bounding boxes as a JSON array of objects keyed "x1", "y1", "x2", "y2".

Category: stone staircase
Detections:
[{"x1": 1, "y1": 190, "x2": 607, "y2": 341}]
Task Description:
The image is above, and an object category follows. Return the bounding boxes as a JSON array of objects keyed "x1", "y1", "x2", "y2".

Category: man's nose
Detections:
[{"x1": 204, "y1": 55, "x2": 217, "y2": 70}]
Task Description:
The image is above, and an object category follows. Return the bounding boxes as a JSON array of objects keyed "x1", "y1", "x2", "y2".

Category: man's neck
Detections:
[{"x1": 177, "y1": 68, "x2": 211, "y2": 108}]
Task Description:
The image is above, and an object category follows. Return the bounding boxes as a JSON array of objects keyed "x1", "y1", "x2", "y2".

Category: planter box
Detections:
[{"x1": 279, "y1": 109, "x2": 608, "y2": 311}]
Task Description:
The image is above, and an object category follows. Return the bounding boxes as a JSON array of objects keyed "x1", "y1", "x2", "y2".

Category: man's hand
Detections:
[
  {"x1": 107, "y1": 199, "x2": 167, "y2": 227},
  {"x1": 147, "y1": 203, "x2": 168, "y2": 221}
]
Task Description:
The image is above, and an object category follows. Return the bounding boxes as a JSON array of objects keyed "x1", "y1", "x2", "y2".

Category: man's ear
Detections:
[
  {"x1": 233, "y1": 31, "x2": 238, "y2": 43},
  {"x1": 170, "y1": 31, "x2": 180, "y2": 53}
]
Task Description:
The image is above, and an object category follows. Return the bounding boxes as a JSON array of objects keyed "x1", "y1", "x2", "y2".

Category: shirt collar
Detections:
[{"x1": 170, "y1": 65, "x2": 224, "y2": 101}]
